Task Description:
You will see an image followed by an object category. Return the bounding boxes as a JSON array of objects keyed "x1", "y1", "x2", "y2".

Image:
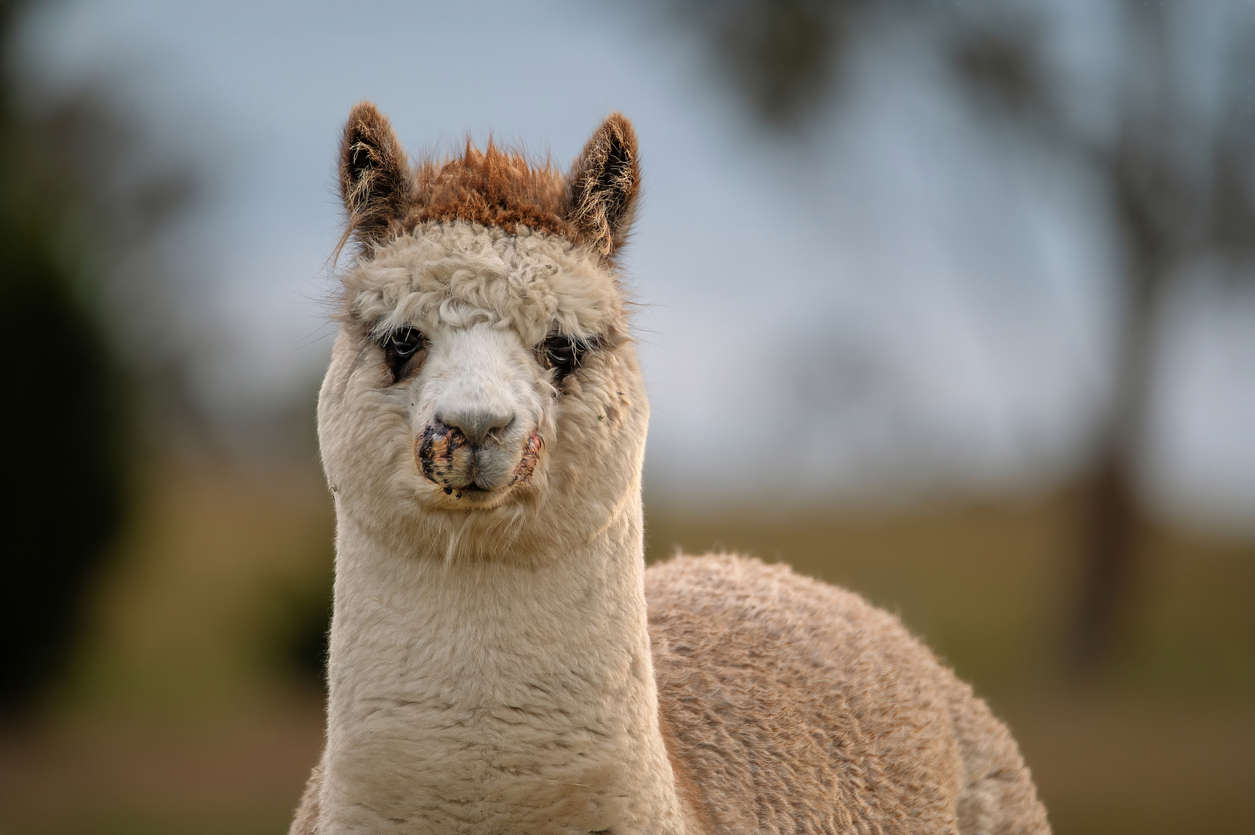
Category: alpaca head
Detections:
[{"x1": 318, "y1": 103, "x2": 647, "y2": 561}]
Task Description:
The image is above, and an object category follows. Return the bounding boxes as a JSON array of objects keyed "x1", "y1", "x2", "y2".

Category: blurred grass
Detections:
[{"x1": 1, "y1": 461, "x2": 1251, "y2": 834}]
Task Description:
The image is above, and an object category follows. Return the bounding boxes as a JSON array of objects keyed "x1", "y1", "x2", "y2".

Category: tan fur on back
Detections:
[{"x1": 647, "y1": 555, "x2": 1049, "y2": 833}]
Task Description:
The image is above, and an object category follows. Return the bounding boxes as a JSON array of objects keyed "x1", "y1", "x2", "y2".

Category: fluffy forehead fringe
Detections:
[
  {"x1": 339, "y1": 221, "x2": 628, "y2": 348},
  {"x1": 410, "y1": 139, "x2": 572, "y2": 240}
]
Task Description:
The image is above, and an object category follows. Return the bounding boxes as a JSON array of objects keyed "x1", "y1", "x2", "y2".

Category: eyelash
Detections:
[
  {"x1": 537, "y1": 334, "x2": 598, "y2": 382},
  {"x1": 380, "y1": 327, "x2": 425, "y2": 382}
]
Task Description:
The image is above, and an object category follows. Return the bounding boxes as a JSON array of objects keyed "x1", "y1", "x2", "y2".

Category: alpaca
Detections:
[{"x1": 290, "y1": 102, "x2": 1050, "y2": 834}]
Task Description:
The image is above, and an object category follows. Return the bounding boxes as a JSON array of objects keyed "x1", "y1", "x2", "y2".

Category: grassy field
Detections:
[{"x1": 2, "y1": 460, "x2": 1251, "y2": 834}]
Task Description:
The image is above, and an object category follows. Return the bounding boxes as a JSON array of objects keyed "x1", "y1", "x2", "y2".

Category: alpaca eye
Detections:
[
  {"x1": 388, "y1": 328, "x2": 424, "y2": 357},
  {"x1": 381, "y1": 327, "x2": 426, "y2": 382},
  {"x1": 538, "y1": 334, "x2": 596, "y2": 382}
]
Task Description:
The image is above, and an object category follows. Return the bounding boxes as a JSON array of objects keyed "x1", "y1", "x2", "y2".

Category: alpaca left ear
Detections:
[
  {"x1": 339, "y1": 101, "x2": 412, "y2": 243},
  {"x1": 567, "y1": 114, "x2": 640, "y2": 256}
]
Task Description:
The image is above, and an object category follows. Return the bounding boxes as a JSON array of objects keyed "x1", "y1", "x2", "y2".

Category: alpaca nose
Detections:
[{"x1": 434, "y1": 408, "x2": 515, "y2": 446}]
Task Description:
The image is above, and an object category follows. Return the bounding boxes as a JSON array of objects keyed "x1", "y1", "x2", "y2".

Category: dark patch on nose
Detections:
[{"x1": 417, "y1": 421, "x2": 469, "y2": 486}]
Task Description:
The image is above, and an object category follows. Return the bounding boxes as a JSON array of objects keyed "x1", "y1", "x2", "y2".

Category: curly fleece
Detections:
[{"x1": 648, "y1": 555, "x2": 1050, "y2": 833}]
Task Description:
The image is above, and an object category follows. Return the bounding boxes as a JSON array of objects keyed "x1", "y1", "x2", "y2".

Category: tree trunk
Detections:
[{"x1": 1068, "y1": 247, "x2": 1162, "y2": 677}]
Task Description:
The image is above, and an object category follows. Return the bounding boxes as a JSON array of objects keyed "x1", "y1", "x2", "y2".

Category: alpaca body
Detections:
[
  {"x1": 293, "y1": 104, "x2": 1049, "y2": 833},
  {"x1": 297, "y1": 547, "x2": 1047, "y2": 834}
]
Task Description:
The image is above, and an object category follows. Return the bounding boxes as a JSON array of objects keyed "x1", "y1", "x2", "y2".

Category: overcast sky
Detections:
[{"x1": 15, "y1": 0, "x2": 1255, "y2": 530}]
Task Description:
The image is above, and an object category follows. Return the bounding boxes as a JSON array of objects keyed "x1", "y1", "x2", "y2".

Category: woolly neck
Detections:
[{"x1": 317, "y1": 489, "x2": 691, "y2": 833}]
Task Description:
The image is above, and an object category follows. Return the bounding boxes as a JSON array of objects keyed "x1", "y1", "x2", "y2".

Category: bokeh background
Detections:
[{"x1": 3, "y1": 1, "x2": 1253, "y2": 832}]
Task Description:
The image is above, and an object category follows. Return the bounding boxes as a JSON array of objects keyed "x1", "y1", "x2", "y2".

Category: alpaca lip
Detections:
[{"x1": 439, "y1": 483, "x2": 494, "y2": 502}]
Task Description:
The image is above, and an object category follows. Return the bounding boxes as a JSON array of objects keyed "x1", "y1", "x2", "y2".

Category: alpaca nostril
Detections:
[{"x1": 435, "y1": 408, "x2": 515, "y2": 446}]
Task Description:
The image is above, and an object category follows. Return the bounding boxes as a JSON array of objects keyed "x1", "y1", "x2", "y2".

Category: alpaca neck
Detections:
[{"x1": 319, "y1": 491, "x2": 689, "y2": 834}]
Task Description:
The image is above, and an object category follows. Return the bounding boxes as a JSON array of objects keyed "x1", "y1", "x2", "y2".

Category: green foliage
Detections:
[
  {"x1": 0, "y1": 127, "x2": 128, "y2": 714},
  {"x1": 0, "y1": 1, "x2": 191, "y2": 713}
]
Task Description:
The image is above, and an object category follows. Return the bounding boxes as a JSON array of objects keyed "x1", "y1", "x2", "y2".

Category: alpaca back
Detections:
[{"x1": 646, "y1": 554, "x2": 1049, "y2": 834}]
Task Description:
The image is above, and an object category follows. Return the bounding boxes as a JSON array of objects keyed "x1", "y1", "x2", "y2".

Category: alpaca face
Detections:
[{"x1": 317, "y1": 106, "x2": 645, "y2": 559}]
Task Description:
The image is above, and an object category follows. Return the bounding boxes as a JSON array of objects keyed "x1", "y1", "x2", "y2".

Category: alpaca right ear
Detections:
[
  {"x1": 566, "y1": 113, "x2": 640, "y2": 257},
  {"x1": 339, "y1": 102, "x2": 412, "y2": 243}
]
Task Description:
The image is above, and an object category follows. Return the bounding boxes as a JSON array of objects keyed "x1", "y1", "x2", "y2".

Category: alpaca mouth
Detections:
[{"x1": 416, "y1": 427, "x2": 543, "y2": 502}]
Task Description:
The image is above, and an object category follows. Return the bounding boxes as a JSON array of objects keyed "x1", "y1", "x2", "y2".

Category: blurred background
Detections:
[{"x1": 2, "y1": 0, "x2": 1253, "y2": 832}]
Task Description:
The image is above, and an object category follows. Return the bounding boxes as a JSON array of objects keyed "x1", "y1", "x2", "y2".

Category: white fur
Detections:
[{"x1": 345, "y1": 222, "x2": 623, "y2": 349}]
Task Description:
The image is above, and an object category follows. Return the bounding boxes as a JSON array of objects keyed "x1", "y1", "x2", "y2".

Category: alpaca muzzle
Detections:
[{"x1": 416, "y1": 422, "x2": 542, "y2": 497}]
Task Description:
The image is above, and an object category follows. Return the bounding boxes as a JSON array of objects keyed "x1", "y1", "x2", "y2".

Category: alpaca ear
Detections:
[
  {"x1": 339, "y1": 101, "x2": 412, "y2": 243},
  {"x1": 567, "y1": 114, "x2": 640, "y2": 256}
]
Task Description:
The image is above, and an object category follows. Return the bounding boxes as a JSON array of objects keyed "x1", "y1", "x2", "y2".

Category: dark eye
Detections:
[
  {"x1": 538, "y1": 333, "x2": 598, "y2": 382},
  {"x1": 388, "y1": 327, "x2": 424, "y2": 357},
  {"x1": 381, "y1": 327, "x2": 425, "y2": 381}
]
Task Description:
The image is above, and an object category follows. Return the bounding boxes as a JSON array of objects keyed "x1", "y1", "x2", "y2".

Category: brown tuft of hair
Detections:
[{"x1": 410, "y1": 140, "x2": 573, "y2": 241}]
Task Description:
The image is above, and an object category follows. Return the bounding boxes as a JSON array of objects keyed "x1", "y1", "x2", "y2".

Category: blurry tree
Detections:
[
  {"x1": 0, "y1": 0, "x2": 195, "y2": 711},
  {"x1": 949, "y1": 1, "x2": 1255, "y2": 675},
  {"x1": 655, "y1": 0, "x2": 1255, "y2": 674}
]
